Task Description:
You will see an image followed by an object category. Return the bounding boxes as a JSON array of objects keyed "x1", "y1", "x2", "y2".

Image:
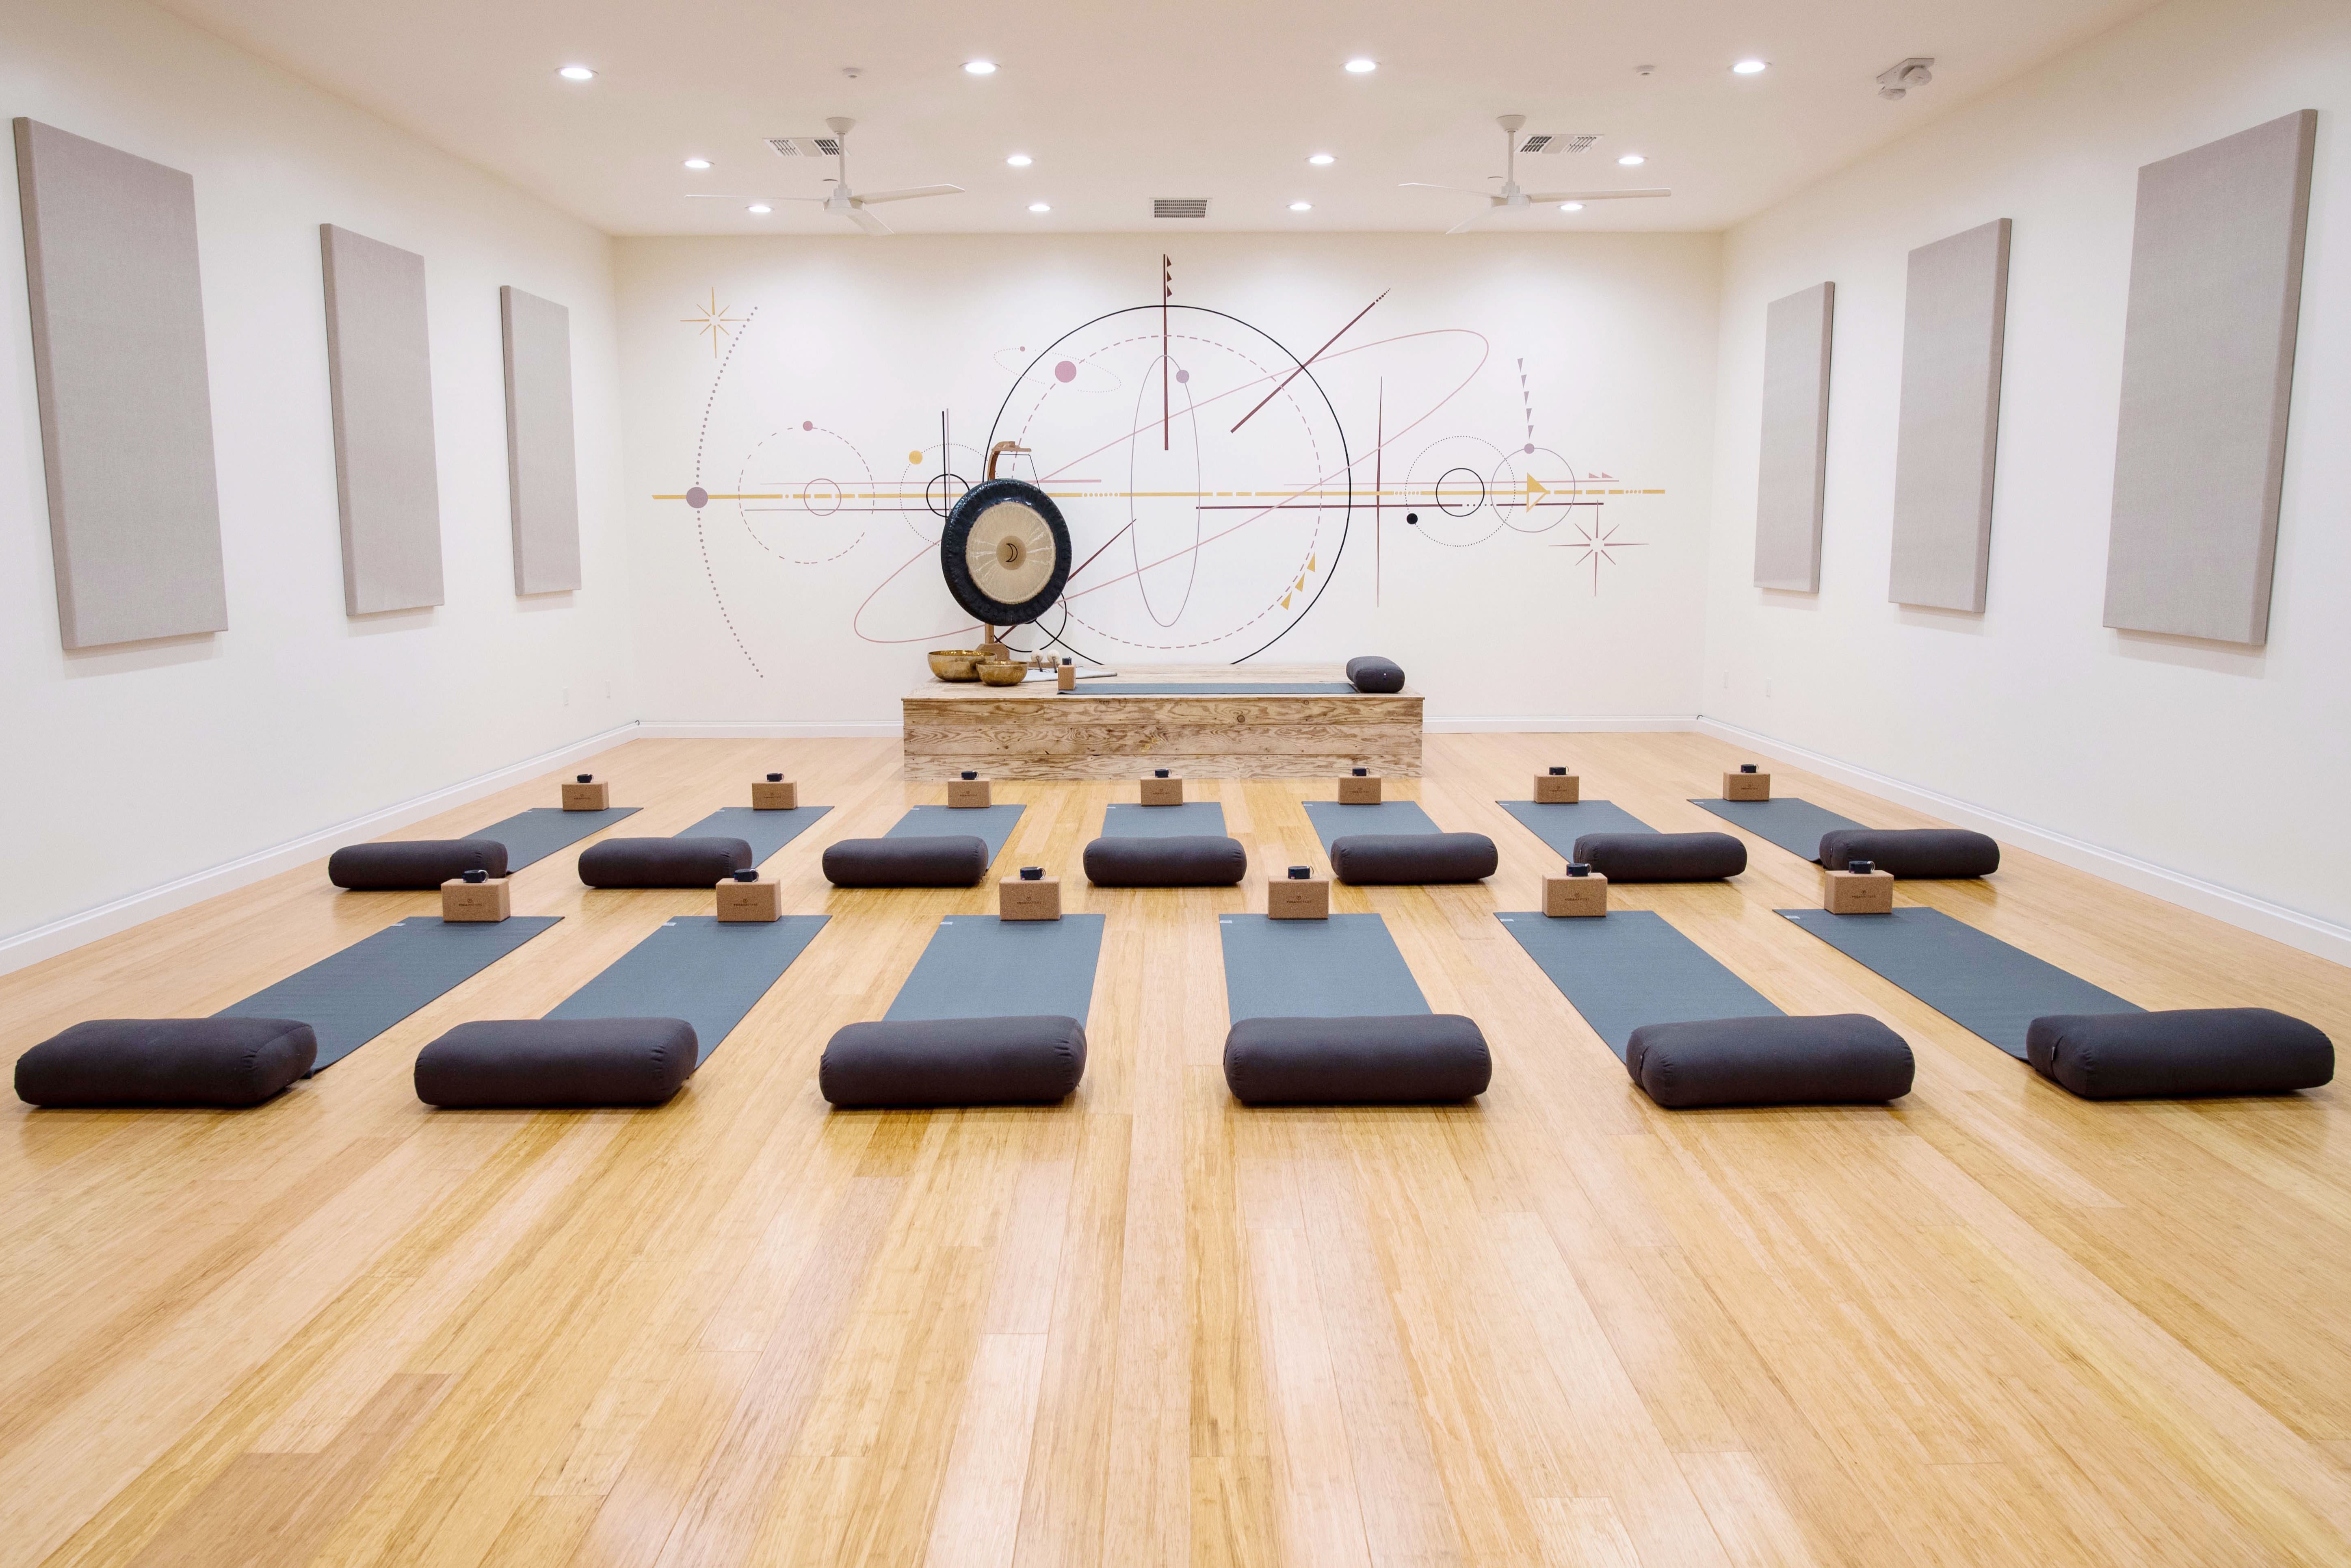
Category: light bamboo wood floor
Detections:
[{"x1": 4, "y1": 732, "x2": 2349, "y2": 1568}]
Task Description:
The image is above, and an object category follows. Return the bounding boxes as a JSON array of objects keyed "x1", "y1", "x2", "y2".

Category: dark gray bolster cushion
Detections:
[
  {"x1": 822, "y1": 835, "x2": 991, "y2": 888},
  {"x1": 2027, "y1": 1008, "x2": 2334, "y2": 1100},
  {"x1": 1223, "y1": 1014, "x2": 1491, "y2": 1105},
  {"x1": 1329, "y1": 832, "x2": 1498, "y2": 885},
  {"x1": 1574, "y1": 831, "x2": 1746, "y2": 882},
  {"x1": 1344, "y1": 655, "x2": 1406, "y2": 694},
  {"x1": 15, "y1": 1018, "x2": 318, "y2": 1108},
  {"x1": 1625, "y1": 1014, "x2": 1914, "y2": 1108},
  {"x1": 1083, "y1": 834, "x2": 1247, "y2": 887},
  {"x1": 328, "y1": 838, "x2": 508, "y2": 890},
  {"x1": 578, "y1": 836, "x2": 753, "y2": 888},
  {"x1": 1818, "y1": 827, "x2": 2000, "y2": 877},
  {"x1": 821, "y1": 1016, "x2": 1087, "y2": 1107},
  {"x1": 415, "y1": 1018, "x2": 698, "y2": 1107}
]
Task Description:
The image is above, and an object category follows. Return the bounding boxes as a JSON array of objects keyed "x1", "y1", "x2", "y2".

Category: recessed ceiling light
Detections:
[
  {"x1": 556, "y1": 64, "x2": 596, "y2": 81},
  {"x1": 683, "y1": 157, "x2": 710, "y2": 170},
  {"x1": 1559, "y1": 201, "x2": 1585, "y2": 212},
  {"x1": 1617, "y1": 153, "x2": 1645, "y2": 166},
  {"x1": 1028, "y1": 201, "x2": 1050, "y2": 213},
  {"x1": 1732, "y1": 58, "x2": 1768, "y2": 74},
  {"x1": 1006, "y1": 153, "x2": 1032, "y2": 167},
  {"x1": 1308, "y1": 153, "x2": 1335, "y2": 166},
  {"x1": 964, "y1": 59, "x2": 997, "y2": 75},
  {"x1": 747, "y1": 203, "x2": 771, "y2": 214},
  {"x1": 1344, "y1": 58, "x2": 1377, "y2": 74},
  {"x1": 1289, "y1": 201, "x2": 1313, "y2": 212}
]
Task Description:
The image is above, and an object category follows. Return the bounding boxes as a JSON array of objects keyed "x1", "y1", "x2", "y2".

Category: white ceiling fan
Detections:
[
  {"x1": 685, "y1": 117, "x2": 962, "y2": 235},
  {"x1": 1404, "y1": 115, "x2": 1670, "y2": 233}
]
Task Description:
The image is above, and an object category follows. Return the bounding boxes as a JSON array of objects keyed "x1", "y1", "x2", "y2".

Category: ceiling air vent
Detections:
[
  {"x1": 1153, "y1": 197, "x2": 1210, "y2": 219},
  {"x1": 1519, "y1": 133, "x2": 1602, "y2": 155},
  {"x1": 767, "y1": 135, "x2": 843, "y2": 158}
]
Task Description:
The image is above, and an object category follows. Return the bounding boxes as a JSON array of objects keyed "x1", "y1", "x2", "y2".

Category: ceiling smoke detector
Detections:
[
  {"x1": 1154, "y1": 197, "x2": 1209, "y2": 219},
  {"x1": 1518, "y1": 133, "x2": 1602, "y2": 156},
  {"x1": 1877, "y1": 57, "x2": 1935, "y2": 99}
]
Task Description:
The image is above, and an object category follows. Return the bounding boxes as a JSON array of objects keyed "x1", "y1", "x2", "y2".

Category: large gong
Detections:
[{"x1": 940, "y1": 478, "x2": 1072, "y2": 627}]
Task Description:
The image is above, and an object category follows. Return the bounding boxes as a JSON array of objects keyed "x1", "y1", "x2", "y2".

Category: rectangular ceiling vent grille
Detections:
[
  {"x1": 1154, "y1": 198, "x2": 1210, "y2": 219},
  {"x1": 1520, "y1": 133, "x2": 1602, "y2": 155},
  {"x1": 767, "y1": 136, "x2": 842, "y2": 158}
]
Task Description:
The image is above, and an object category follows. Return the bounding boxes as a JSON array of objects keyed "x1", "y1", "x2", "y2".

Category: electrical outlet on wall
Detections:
[
  {"x1": 1764, "y1": 679, "x2": 1774, "y2": 697},
  {"x1": 1721, "y1": 672, "x2": 1730, "y2": 691},
  {"x1": 563, "y1": 686, "x2": 572, "y2": 707}
]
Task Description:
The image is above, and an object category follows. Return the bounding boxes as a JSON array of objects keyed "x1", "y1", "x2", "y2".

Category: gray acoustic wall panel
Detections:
[
  {"x1": 2104, "y1": 110, "x2": 2317, "y2": 645},
  {"x1": 501, "y1": 286, "x2": 581, "y2": 594},
  {"x1": 1888, "y1": 219, "x2": 2013, "y2": 612},
  {"x1": 13, "y1": 119, "x2": 227, "y2": 649},
  {"x1": 320, "y1": 225, "x2": 444, "y2": 615},
  {"x1": 1752, "y1": 282, "x2": 1835, "y2": 592}
]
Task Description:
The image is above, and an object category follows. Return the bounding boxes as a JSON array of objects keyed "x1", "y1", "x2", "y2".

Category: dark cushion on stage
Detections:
[
  {"x1": 1329, "y1": 832, "x2": 1498, "y2": 884},
  {"x1": 1573, "y1": 831, "x2": 1746, "y2": 882},
  {"x1": 578, "y1": 836, "x2": 753, "y2": 888},
  {"x1": 15, "y1": 1018, "x2": 317, "y2": 1108},
  {"x1": 1818, "y1": 828, "x2": 2000, "y2": 877},
  {"x1": 1082, "y1": 835, "x2": 1247, "y2": 887},
  {"x1": 822, "y1": 836, "x2": 991, "y2": 888},
  {"x1": 328, "y1": 838, "x2": 507, "y2": 890},
  {"x1": 1624, "y1": 1014, "x2": 1914, "y2": 1108},
  {"x1": 820, "y1": 1016, "x2": 1087, "y2": 1107},
  {"x1": 414, "y1": 1018, "x2": 698, "y2": 1107},
  {"x1": 2026, "y1": 1008, "x2": 2334, "y2": 1100},
  {"x1": 1223, "y1": 1014, "x2": 1491, "y2": 1105},
  {"x1": 1344, "y1": 655, "x2": 1407, "y2": 694}
]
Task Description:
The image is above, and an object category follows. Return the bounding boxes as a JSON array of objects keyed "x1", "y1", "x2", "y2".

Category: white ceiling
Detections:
[{"x1": 153, "y1": 0, "x2": 2159, "y2": 236}]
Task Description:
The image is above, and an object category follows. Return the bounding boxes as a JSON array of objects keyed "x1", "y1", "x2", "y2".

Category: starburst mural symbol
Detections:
[
  {"x1": 681, "y1": 288, "x2": 744, "y2": 358},
  {"x1": 1552, "y1": 515, "x2": 1647, "y2": 594}
]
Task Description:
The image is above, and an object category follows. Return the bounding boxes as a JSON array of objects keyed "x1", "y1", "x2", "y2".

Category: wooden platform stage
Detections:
[
  {"x1": 4, "y1": 732, "x2": 2350, "y2": 1568},
  {"x1": 901, "y1": 662, "x2": 1422, "y2": 780}
]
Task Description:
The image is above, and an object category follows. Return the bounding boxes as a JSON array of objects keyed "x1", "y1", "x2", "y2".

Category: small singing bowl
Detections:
[
  {"x1": 976, "y1": 660, "x2": 1029, "y2": 687},
  {"x1": 928, "y1": 649, "x2": 985, "y2": 681}
]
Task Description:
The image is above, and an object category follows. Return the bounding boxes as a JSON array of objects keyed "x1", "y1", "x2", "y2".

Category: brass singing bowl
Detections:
[
  {"x1": 976, "y1": 660, "x2": 1030, "y2": 687},
  {"x1": 928, "y1": 649, "x2": 985, "y2": 682}
]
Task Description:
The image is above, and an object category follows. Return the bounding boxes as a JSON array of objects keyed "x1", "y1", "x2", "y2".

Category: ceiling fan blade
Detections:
[
  {"x1": 682, "y1": 193, "x2": 827, "y2": 203},
  {"x1": 1400, "y1": 182, "x2": 1502, "y2": 199},
  {"x1": 843, "y1": 204, "x2": 894, "y2": 236},
  {"x1": 853, "y1": 184, "x2": 965, "y2": 204},
  {"x1": 1523, "y1": 188, "x2": 1673, "y2": 203},
  {"x1": 1446, "y1": 208, "x2": 1496, "y2": 235}
]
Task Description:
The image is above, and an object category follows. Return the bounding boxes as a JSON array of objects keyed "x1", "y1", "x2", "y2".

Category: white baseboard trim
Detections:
[
  {"x1": 1428, "y1": 714, "x2": 1698, "y2": 734},
  {"x1": 1696, "y1": 716, "x2": 2351, "y2": 970},
  {"x1": 637, "y1": 719, "x2": 905, "y2": 739},
  {"x1": 0, "y1": 721, "x2": 643, "y2": 979}
]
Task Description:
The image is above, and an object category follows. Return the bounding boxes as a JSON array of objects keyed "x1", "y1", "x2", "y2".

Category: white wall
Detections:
[
  {"x1": 614, "y1": 232, "x2": 1721, "y2": 729},
  {"x1": 0, "y1": 0, "x2": 635, "y2": 951},
  {"x1": 1702, "y1": 0, "x2": 2351, "y2": 937}
]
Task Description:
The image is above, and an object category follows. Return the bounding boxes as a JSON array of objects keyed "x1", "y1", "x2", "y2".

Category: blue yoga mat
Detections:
[
  {"x1": 1058, "y1": 682, "x2": 1354, "y2": 695},
  {"x1": 546, "y1": 914, "x2": 830, "y2": 1065},
  {"x1": 673, "y1": 805, "x2": 833, "y2": 862},
  {"x1": 1689, "y1": 798, "x2": 1865, "y2": 862},
  {"x1": 1218, "y1": 913, "x2": 1431, "y2": 1024},
  {"x1": 1496, "y1": 910, "x2": 1779, "y2": 1061},
  {"x1": 1496, "y1": 800, "x2": 1656, "y2": 859},
  {"x1": 1777, "y1": 906, "x2": 2140, "y2": 1060},
  {"x1": 887, "y1": 803, "x2": 1026, "y2": 864},
  {"x1": 217, "y1": 915, "x2": 561, "y2": 1071},
  {"x1": 1302, "y1": 800, "x2": 1441, "y2": 852},
  {"x1": 885, "y1": 914, "x2": 1107, "y2": 1023},
  {"x1": 1102, "y1": 802, "x2": 1227, "y2": 838},
  {"x1": 468, "y1": 807, "x2": 642, "y2": 871}
]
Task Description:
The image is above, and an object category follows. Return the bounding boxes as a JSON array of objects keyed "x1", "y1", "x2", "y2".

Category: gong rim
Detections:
[{"x1": 940, "y1": 477, "x2": 1072, "y2": 626}]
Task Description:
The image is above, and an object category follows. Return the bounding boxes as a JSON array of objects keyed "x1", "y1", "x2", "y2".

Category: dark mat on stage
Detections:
[
  {"x1": 1688, "y1": 797, "x2": 1866, "y2": 862},
  {"x1": 216, "y1": 916, "x2": 561, "y2": 1071},
  {"x1": 1302, "y1": 800, "x2": 1441, "y2": 852},
  {"x1": 1102, "y1": 802, "x2": 1228, "y2": 838},
  {"x1": 546, "y1": 915, "x2": 830, "y2": 1066},
  {"x1": 1218, "y1": 912, "x2": 1431, "y2": 1024},
  {"x1": 885, "y1": 914, "x2": 1107, "y2": 1023},
  {"x1": 1778, "y1": 906, "x2": 2140, "y2": 1060},
  {"x1": 1496, "y1": 910, "x2": 1778, "y2": 1061},
  {"x1": 887, "y1": 804, "x2": 1026, "y2": 864},
  {"x1": 673, "y1": 806, "x2": 833, "y2": 862},
  {"x1": 1496, "y1": 800, "x2": 1657, "y2": 859},
  {"x1": 1058, "y1": 682, "x2": 1354, "y2": 695},
  {"x1": 467, "y1": 807, "x2": 641, "y2": 871}
]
